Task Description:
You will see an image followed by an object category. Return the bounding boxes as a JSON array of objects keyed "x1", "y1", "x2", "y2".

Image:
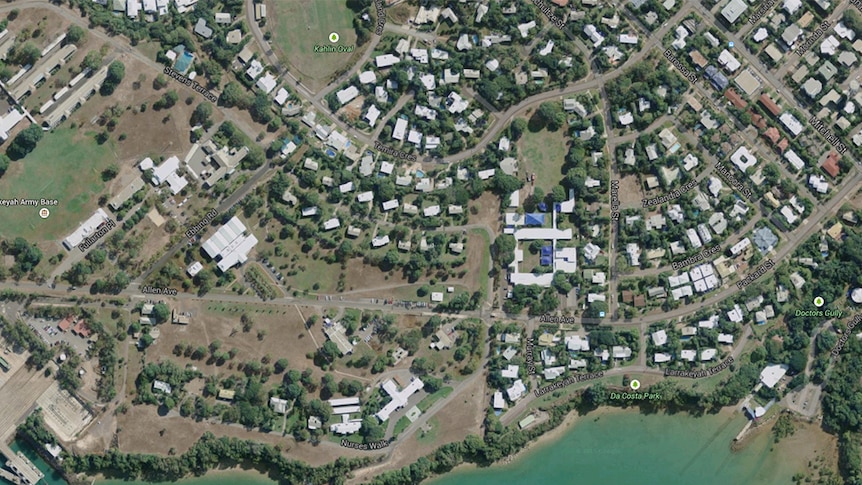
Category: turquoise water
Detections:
[
  {"x1": 5, "y1": 440, "x2": 68, "y2": 485},
  {"x1": 14, "y1": 410, "x2": 804, "y2": 485},
  {"x1": 431, "y1": 410, "x2": 799, "y2": 485}
]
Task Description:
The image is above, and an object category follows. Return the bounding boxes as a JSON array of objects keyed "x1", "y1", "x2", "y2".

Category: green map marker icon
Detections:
[{"x1": 329, "y1": 32, "x2": 339, "y2": 43}]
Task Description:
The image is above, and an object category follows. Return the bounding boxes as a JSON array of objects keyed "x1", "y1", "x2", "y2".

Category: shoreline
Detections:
[{"x1": 428, "y1": 405, "x2": 744, "y2": 482}]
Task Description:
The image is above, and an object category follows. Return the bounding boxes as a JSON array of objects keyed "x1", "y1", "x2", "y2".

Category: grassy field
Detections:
[
  {"x1": 393, "y1": 415, "x2": 411, "y2": 437},
  {"x1": 270, "y1": 0, "x2": 359, "y2": 89},
  {"x1": 417, "y1": 386, "x2": 454, "y2": 412},
  {"x1": 416, "y1": 417, "x2": 439, "y2": 445},
  {"x1": 518, "y1": 124, "x2": 569, "y2": 193},
  {"x1": 0, "y1": 128, "x2": 117, "y2": 241}
]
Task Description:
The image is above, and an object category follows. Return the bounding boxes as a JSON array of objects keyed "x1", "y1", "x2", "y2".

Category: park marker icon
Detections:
[
  {"x1": 814, "y1": 296, "x2": 825, "y2": 307},
  {"x1": 630, "y1": 379, "x2": 641, "y2": 391},
  {"x1": 329, "y1": 32, "x2": 340, "y2": 43},
  {"x1": 39, "y1": 208, "x2": 50, "y2": 219}
]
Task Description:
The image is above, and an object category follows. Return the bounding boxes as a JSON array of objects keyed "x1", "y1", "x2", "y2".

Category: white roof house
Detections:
[
  {"x1": 270, "y1": 397, "x2": 289, "y2": 414},
  {"x1": 381, "y1": 199, "x2": 399, "y2": 211},
  {"x1": 760, "y1": 364, "x2": 788, "y2": 388},
  {"x1": 375, "y1": 54, "x2": 400, "y2": 68},
  {"x1": 651, "y1": 330, "x2": 668, "y2": 346},
  {"x1": 187, "y1": 261, "x2": 203, "y2": 277},
  {"x1": 393, "y1": 118, "x2": 408, "y2": 140},
  {"x1": 501, "y1": 364, "x2": 519, "y2": 378},
  {"x1": 274, "y1": 88, "x2": 289, "y2": 105},
  {"x1": 507, "y1": 379, "x2": 526, "y2": 401},
  {"x1": 357, "y1": 191, "x2": 374, "y2": 203},
  {"x1": 322, "y1": 218, "x2": 340, "y2": 231},
  {"x1": 654, "y1": 353, "x2": 672, "y2": 363},
  {"x1": 721, "y1": 0, "x2": 748, "y2": 23},
  {"x1": 365, "y1": 105, "x2": 381, "y2": 127},
  {"x1": 371, "y1": 235, "x2": 390, "y2": 247},
  {"x1": 336, "y1": 86, "x2": 359, "y2": 105},
  {"x1": 256, "y1": 73, "x2": 277, "y2": 94},
  {"x1": 718, "y1": 49, "x2": 741, "y2": 72},
  {"x1": 493, "y1": 391, "x2": 505, "y2": 409},
  {"x1": 718, "y1": 333, "x2": 734, "y2": 344},
  {"x1": 423, "y1": 205, "x2": 441, "y2": 217},
  {"x1": 153, "y1": 380, "x2": 172, "y2": 394}
]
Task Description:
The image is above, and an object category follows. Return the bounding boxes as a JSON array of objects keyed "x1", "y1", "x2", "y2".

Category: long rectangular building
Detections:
[
  {"x1": 10, "y1": 44, "x2": 77, "y2": 101},
  {"x1": 328, "y1": 397, "x2": 360, "y2": 407},
  {"x1": 201, "y1": 216, "x2": 258, "y2": 272},
  {"x1": 108, "y1": 178, "x2": 144, "y2": 210},
  {"x1": 63, "y1": 208, "x2": 111, "y2": 249},
  {"x1": 43, "y1": 65, "x2": 108, "y2": 128}
]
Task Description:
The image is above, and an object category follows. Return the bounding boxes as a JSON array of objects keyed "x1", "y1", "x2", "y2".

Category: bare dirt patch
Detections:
[
  {"x1": 467, "y1": 192, "x2": 502, "y2": 231},
  {"x1": 145, "y1": 300, "x2": 323, "y2": 379},
  {"x1": 617, "y1": 174, "x2": 644, "y2": 209}
]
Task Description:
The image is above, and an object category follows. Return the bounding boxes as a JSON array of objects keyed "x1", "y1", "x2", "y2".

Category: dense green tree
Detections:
[
  {"x1": 67, "y1": 25, "x2": 86, "y2": 45},
  {"x1": 10, "y1": 42, "x2": 39, "y2": 66},
  {"x1": 100, "y1": 61, "x2": 126, "y2": 96},
  {"x1": 7, "y1": 124, "x2": 43, "y2": 160},
  {"x1": 82, "y1": 50, "x2": 103, "y2": 70},
  {"x1": 151, "y1": 303, "x2": 170, "y2": 324},
  {"x1": 190, "y1": 102, "x2": 213, "y2": 126}
]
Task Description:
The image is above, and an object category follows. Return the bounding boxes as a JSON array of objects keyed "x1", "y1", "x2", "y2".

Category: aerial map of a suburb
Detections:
[{"x1": 0, "y1": 0, "x2": 861, "y2": 484}]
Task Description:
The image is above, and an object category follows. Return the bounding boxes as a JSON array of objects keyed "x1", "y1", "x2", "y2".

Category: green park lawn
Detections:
[
  {"x1": 0, "y1": 128, "x2": 117, "y2": 241},
  {"x1": 270, "y1": 0, "x2": 358, "y2": 85},
  {"x1": 518, "y1": 124, "x2": 569, "y2": 193}
]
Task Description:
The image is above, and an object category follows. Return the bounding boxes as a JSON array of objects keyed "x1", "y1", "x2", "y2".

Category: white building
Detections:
[
  {"x1": 760, "y1": 364, "x2": 788, "y2": 388},
  {"x1": 375, "y1": 378, "x2": 425, "y2": 422},
  {"x1": 201, "y1": 216, "x2": 259, "y2": 272},
  {"x1": 730, "y1": 146, "x2": 757, "y2": 173},
  {"x1": 63, "y1": 208, "x2": 112, "y2": 250}
]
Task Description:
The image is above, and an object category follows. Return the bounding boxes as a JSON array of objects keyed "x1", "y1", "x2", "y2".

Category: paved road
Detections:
[
  {"x1": 135, "y1": 160, "x2": 274, "y2": 284},
  {"x1": 244, "y1": 0, "x2": 378, "y2": 148},
  {"x1": 500, "y1": 323, "x2": 753, "y2": 426}
]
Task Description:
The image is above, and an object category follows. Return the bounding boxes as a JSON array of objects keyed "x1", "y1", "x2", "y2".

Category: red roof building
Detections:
[
  {"x1": 759, "y1": 94, "x2": 782, "y2": 116},
  {"x1": 776, "y1": 138, "x2": 789, "y2": 153},
  {"x1": 763, "y1": 127, "x2": 780, "y2": 144},
  {"x1": 725, "y1": 89, "x2": 747, "y2": 109},
  {"x1": 821, "y1": 151, "x2": 841, "y2": 177},
  {"x1": 58, "y1": 317, "x2": 74, "y2": 332},
  {"x1": 750, "y1": 112, "x2": 767, "y2": 130},
  {"x1": 72, "y1": 320, "x2": 92, "y2": 338}
]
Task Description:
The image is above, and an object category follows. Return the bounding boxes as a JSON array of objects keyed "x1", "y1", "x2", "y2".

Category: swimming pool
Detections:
[
  {"x1": 415, "y1": 170, "x2": 425, "y2": 178},
  {"x1": 174, "y1": 51, "x2": 194, "y2": 74}
]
